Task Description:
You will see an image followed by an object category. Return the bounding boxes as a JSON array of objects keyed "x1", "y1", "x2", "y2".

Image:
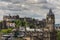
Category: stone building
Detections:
[
  {"x1": 1, "y1": 9, "x2": 57, "y2": 40},
  {"x1": 2, "y1": 15, "x2": 45, "y2": 29},
  {"x1": 23, "y1": 9, "x2": 57, "y2": 40},
  {"x1": 43, "y1": 9, "x2": 57, "y2": 40},
  {"x1": 2, "y1": 15, "x2": 19, "y2": 28}
]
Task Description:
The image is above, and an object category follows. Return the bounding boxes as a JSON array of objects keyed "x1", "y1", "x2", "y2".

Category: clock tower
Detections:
[
  {"x1": 44, "y1": 9, "x2": 57, "y2": 40},
  {"x1": 46, "y1": 9, "x2": 55, "y2": 31}
]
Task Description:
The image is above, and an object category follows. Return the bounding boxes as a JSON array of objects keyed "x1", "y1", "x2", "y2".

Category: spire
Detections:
[
  {"x1": 47, "y1": 9, "x2": 54, "y2": 16},
  {"x1": 49, "y1": 9, "x2": 52, "y2": 13}
]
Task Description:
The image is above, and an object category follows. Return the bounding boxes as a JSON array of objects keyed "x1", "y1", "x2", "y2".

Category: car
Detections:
[
  {"x1": 17, "y1": 32, "x2": 25, "y2": 38},
  {"x1": 1, "y1": 34, "x2": 14, "y2": 40}
]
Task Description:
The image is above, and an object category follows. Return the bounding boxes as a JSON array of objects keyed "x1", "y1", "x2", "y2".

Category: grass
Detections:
[{"x1": 0, "y1": 28, "x2": 12, "y2": 34}]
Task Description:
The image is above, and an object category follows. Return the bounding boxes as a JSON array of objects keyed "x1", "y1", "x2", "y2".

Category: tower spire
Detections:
[
  {"x1": 47, "y1": 9, "x2": 54, "y2": 16},
  {"x1": 49, "y1": 8, "x2": 52, "y2": 13}
]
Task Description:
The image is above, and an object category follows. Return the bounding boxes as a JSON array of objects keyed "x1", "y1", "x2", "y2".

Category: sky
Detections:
[{"x1": 0, "y1": 0, "x2": 60, "y2": 24}]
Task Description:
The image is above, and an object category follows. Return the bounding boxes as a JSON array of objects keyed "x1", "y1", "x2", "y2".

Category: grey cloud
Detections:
[
  {"x1": 0, "y1": 0, "x2": 59, "y2": 23},
  {"x1": 0, "y1": 0, "x2": 11, "y2": 2}
]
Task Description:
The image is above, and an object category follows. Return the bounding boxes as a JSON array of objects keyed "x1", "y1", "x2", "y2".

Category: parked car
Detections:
[
  {"x1": 17, "y1": 31, "x2": 25, "y2": 38},
  {"x1": 1, "y1": 34, "x2": 14, "y2": 40}
]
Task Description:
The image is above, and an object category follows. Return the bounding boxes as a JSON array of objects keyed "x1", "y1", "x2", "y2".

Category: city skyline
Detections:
[{"x1": 0, "y1": 0, "x2": 60, "y2": 24}]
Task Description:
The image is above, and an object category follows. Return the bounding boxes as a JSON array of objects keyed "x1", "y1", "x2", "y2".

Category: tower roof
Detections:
[{"x1": 47, "y1": 9, "x2": 54, "y2": 16}]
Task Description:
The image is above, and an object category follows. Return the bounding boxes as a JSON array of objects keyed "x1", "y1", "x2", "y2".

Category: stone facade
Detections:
[
  {"x1": 2, "y1": 15, "x2": 19, "y2": 28},
  {"x1": 2, "y1": 15, "x2": 46, "y2": 29},
  {"x1": 44, "y1": 9, "x2": 57, "y2": 40},
  {"x1": 2, "y1": 9, "x2": 57, "y2": 40},
  {"x1": 23, "y1": 9, "x2": 57, "y2": 40}
]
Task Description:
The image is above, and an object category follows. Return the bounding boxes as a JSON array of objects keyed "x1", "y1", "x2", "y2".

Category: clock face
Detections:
[{"x1": 48, "y1": 18, "x2": 51, "y2": 21}]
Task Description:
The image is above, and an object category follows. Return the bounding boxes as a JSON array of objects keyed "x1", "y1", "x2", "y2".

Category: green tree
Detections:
[
  {"x1": 22, "y1": 19, "x2": 28, "y2": 31},
  {"x1": 29, "y1": 23, "x2": 35, "y2": 28},
  {"x1": 14, "y1": 19, "x2": 22, "y2": 28},
  {"x1": 14, "y1": 19, "x2": 22, "y2": 37}
]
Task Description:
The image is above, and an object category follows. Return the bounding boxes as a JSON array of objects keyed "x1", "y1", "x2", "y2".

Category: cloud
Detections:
[
  {"x1": 0, "y1": 0, "x2": 59, "y2": 23},
  {"x1": 0, "y1": 0, "x2": 11, "y2": 2},
  {"x1": 55, "y1": 19, "x2": 60, "y2": 24}
]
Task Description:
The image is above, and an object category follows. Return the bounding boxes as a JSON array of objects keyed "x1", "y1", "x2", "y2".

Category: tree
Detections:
[
  {"x1": 23, "y1": 19, "x2": 28, "y2": 31},
  {"x1": 29, "y1": 23, "x2": 35, "y2": 28},
  {"x1": 14, "y1": 19, "x2": 22, "y2": 37},
  {"x1": 57, "y1": 31, "x2": 60, "y2": 40},
  {"x1": 14, "y1": 19, "x2": 22, "y2": 28}
]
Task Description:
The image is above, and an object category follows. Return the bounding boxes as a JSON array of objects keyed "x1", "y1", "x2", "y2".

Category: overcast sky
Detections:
[{"x1": 0, "y1": 0, "x2": 60, "y2": 24}]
